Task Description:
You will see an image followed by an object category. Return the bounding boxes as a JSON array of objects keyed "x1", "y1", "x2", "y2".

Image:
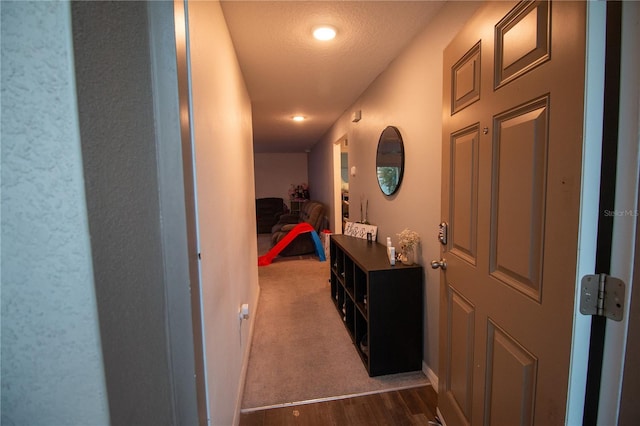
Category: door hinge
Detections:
[{"x1": 580, "y1": 274, "x2": 625, "y2": 321}]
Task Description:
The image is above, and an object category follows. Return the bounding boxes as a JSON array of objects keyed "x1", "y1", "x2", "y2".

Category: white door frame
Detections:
[
  {"x1": 567, "y1": 2, "x2": 638, "y2": 424},
  {"x1": 596, "y1": 1, "x2": 640, "y2": 424},
  {"x1": 332, "y1": 135, "x2": 347, "y2": 234},
  {"x1": 174, "y1": 1, "x2": 209, "y2": 424},
  {"x1": 565, "y1": 2, "x2": 607, "y2": 423}
]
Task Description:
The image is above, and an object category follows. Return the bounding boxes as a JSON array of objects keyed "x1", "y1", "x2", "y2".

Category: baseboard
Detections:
[
  {"x1": 232, "y1": 285, "x2": 261, "y2": 426},
  {"x1": 436, "y1": 406, "x2": 448, "y2": 426},
  {"x1": 241, "y1": 381, "x2": 430, "y2": 413},
  {"x1": 428, "y1": 364, "x2": 445, "y2": 426},
  {"x1": 422, "y1": 361, "x2": 438, "y2": 392}
]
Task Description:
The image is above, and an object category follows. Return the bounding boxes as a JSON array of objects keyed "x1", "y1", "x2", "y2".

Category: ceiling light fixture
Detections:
[
  {"x1": 292, "y1": 115, "x2": 306, "y2": 122},
  {"x1": 313, "y1": 25, "x2": 336, "y2": 41}
]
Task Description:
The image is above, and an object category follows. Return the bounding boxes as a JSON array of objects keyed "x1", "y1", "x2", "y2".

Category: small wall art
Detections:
[{"x1": 344, "y1": 221, "x2": 378, "y2": 241}]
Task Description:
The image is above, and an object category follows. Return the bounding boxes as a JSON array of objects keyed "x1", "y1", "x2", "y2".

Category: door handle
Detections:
[{"x1": 431, "y1": 259, "x2": 447, "y2": 270}]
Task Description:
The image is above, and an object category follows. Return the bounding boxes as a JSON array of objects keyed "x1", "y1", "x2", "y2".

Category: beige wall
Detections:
[
  {"x1": 187, "y1": 2, "x2": 260, "y2": 425},
  {"x1": 308, "y1": 1, "x2": 482, "y2": 382},
  {"x1": 254, "y1": 153, "x2": 309, "y2": 203}
]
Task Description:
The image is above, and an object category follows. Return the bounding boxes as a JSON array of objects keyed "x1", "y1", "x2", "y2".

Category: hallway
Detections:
[{"x1": 241, "y1": 235, "x2": 429, "y2": 410}]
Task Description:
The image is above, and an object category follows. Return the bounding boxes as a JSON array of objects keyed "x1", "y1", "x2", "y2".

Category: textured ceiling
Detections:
[{"x1": 220, "y1": 1, "x2": 445, "y2": 152}]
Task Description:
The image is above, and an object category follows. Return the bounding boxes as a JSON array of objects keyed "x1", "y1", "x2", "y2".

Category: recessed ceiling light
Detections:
[
  {"x1": 292, "y1": 115, "x2": 306, "y2": 122},
  {"x1": 313, "y1": 25, "x2": 336, "y2": 41}
]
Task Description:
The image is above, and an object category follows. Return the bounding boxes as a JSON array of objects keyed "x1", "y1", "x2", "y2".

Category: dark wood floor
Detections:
[{"x1": 239, "y1": 385, "x2": 438, "y2": 426}]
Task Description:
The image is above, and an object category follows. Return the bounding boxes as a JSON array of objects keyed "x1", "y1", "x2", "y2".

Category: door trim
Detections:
[
  {"x1": 583, "y1": 2, "x2": 622, "y2": 424},
  {"x1": 565, "y1": 2, "x2": 607, "y2": 424},
  {"x1": 596, "y1": 1, "x2": 640, "y2": 424},
  {"x1": 333, "y1": 135, "x2": 347, "y2": 234},
  {"x1": 175, "y1": 0, "x2": 209, "y2": 423}
]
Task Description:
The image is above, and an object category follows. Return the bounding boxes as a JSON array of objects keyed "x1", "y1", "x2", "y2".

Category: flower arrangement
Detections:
[
  {"x1": 397, "y1": 228, "x2": 420, "y2": 250},
  {"x1": 288, "y1": 183, "x2": 309, "y2": 200},
  {"x1": 397, "y1": 228, "x2": 420, "y2": 264}
]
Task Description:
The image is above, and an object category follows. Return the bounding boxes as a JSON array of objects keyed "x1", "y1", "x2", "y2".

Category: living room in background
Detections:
[{"x1": 254, "y1": 152, "x2": 308, "y2": 203}]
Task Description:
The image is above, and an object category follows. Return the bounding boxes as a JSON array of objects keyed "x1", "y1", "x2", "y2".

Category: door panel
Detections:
[
  {"x1": 452, "y1": 42, "x2": 481, "y2": 114},
  {"x1": 451, "y1": 126, "x2": 480, "y2": 265},
  {"x1": 495, "y1": 0, "x2": 550, "y2": 88},
  {"x1": 446, "y1": 287, "x2": 476, "y2": 423},
  {"x1": 439, "y1": 2, "x2": 586, "y2": 425},
  {"x1": 490, "y1": 97, "x2": 548, "y2": 301},
  {"x1": 485, "y1": 320, "x2": 537, "y2": 426}
]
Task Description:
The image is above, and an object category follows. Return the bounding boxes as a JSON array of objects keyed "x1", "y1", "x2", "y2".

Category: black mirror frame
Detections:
[{"x1": 375, "y1": 126, "x2": 405, "y2": 196}]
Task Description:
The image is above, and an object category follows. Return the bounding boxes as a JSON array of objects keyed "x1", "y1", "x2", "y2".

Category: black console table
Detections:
[{"x1": 329, "y1": 234, "x2": 423, "y2": 376}]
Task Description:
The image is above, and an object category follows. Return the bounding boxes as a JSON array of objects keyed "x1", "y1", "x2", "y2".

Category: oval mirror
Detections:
[{"x1": 376, "y1": 126, "x2": 405, "y2": 196}]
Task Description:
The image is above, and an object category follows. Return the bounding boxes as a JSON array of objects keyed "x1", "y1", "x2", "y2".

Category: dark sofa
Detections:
[
  {"x1": 271, "y1": 200, "x2": 326, "y2": 256},
  {"x1": 256, "y1": 197, "x2": 286, "y2": 234}
]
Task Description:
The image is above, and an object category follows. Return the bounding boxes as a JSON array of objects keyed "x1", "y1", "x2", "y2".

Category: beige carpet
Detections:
[{"x1": 241, "y1": 235, "x2": 429, "y2": 410}]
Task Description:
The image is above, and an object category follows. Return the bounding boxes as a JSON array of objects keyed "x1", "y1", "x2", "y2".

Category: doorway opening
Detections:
[{"x1": 333, "y1": 135, "x2": 349, "y2": 233}]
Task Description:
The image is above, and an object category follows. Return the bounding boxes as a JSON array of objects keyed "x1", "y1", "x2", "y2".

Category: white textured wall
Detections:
[
  {"x1": 186, "y1": 1, "x2": 260, "y2": 424},
  {"x1": 308, "y1": 1, "x2": 482, "y2": 380},
  {"x1": 254, "y1": 153, "x2": 309, "y2": 202},
  {"x1": 0, "y1": 2, "x2": 110, "y2": 425}
]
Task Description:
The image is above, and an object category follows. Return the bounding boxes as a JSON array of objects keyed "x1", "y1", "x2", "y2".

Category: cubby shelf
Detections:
[{"x1": 329, "y1": 234, "x2": 423, "y2": 377}]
